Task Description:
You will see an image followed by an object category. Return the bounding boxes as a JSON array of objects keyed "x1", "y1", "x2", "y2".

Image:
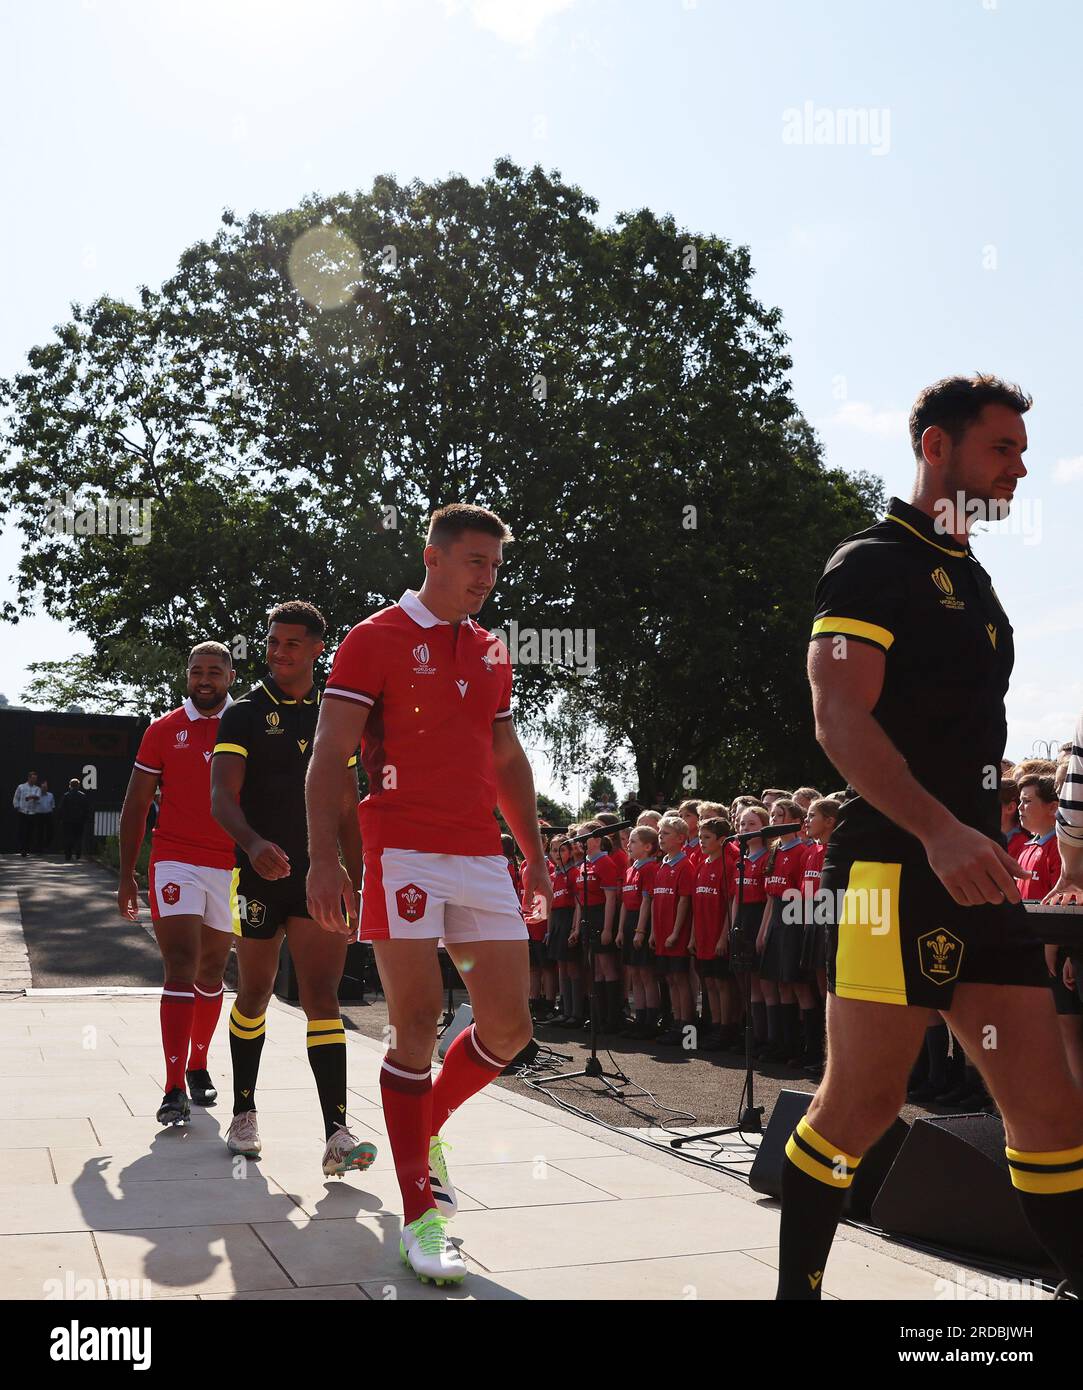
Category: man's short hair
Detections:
[
  {"x1": 760, "y1": 788, "x2": 790, "y2": 803},
  {"x1": 267, "y1": 600, "x2": 326, "y2": 637},
  {"x1": 909, "y1": 374, "x2": 1032, "y2": 460},
  {"x1": 427, "y1": 504, "x2": 513, "y2": 548},
  {"x1": 1017, "y1": 773, "x2": 1057, "y2": 805},
  {"x1": 188, "y1": 641, "x2": 233, "y2": 668}
]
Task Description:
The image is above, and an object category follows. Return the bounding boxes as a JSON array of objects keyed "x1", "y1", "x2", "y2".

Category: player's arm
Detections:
[
  {"x1": 306, "y1": 696, "x2": 369, "y2": 933},
  {"x1": 210, "y1": 751, "x2": 290, "y2": 880},
  {"x1": 493, "y1": 717, "x2": 552, "y2": 911},
  {"x1": 338, "y1": 764, "x2": 363, "y2": 924},
  {"x1": 117, "y1": 766, "x2": 158, "y2": 920},
  {"x1": 808, "y1": 638, "x2": 1022, "y2": 906}
]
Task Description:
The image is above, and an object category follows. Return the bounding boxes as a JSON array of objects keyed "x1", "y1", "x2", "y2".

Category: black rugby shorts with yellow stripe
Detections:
[{"x1": 821, "y1": 854, "x2": 1046, "y2": 1008}]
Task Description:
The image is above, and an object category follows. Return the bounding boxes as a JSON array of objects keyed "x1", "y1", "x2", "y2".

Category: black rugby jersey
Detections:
[
  {"x1": 213, "y1": 677, "x2": 350, "y2": 870},
  {"x1": 810, "y1": 496, "x2": 1014, "y2": 862}
]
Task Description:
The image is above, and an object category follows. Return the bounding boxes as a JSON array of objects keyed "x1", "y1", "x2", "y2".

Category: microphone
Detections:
[
  {"x1": 724, "y1": 823, "x2": 803, "y2": 844},
  {"x1": 567, "y1": 819, "x2": 635, "y2": 843}
]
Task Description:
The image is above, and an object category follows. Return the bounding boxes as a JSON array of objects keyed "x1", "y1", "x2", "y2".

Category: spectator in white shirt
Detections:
[{"x1": 12, "y1": 772, "x2": 41, "y2": 857}]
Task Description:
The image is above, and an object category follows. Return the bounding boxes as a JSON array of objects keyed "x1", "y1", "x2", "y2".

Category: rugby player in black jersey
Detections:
[
  {"x1": 210, "y1": 601, "x2": 377, "y2": 1177},
  {"x1": 777, "y1": 376, "x2": 1083, "y2": 1300}
]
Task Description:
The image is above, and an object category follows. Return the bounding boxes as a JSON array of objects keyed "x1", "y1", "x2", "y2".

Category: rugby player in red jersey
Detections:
[
  {"x1": 117, "y1": 643, "x2": 236, "y2": 1127},
  {"x1": 305, "y1": 505, "x2": 550, "y2": 1286}
]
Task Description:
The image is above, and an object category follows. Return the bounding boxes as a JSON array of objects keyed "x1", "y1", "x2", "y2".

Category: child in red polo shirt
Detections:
[
  {"x1": 576, "y1": 821, "x2": 622, "y2": 1032},
  {"x1": 616, "y1": 825, "x2": 661, "y2": 1038},
  {"x1": 689, "y1": 816, "x2": 733, "y2": 1049},
  {"x1": 652, "y1": 815, "x2": 697, "y2": 1046},
  {"x1": 798, "y1": 797, "x2": 839, "y2": 1071},
  {"x1": 728, "y1": 804, "x2": 771, "y2": 1053},
  {"x1": 755, "y1": 798, "x2": 810, "y2": 1063},
  {"x1": 547, "y1": 837, "x2": 582, "y2": 1027}
]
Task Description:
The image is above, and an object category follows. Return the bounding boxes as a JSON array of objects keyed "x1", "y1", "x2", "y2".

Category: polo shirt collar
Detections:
[
  {"x1": 260, "y1": 676, "x2": 318, "y2": 706},
  {"x1": 183, "y1": 694, "x2": 233, "y2": 721},
  {"x1": 399, "y1": 588, "x2": 479, "y2": 633},
  {"x1": 1030, "y1": 829, "x2": 1057, "y2": 846},
  {"x1": 399, "y1": 589, "x2": 449, "y2": 629},
  {"x1": 885, "y1": 496, "x2": 970, "y2": 559}
]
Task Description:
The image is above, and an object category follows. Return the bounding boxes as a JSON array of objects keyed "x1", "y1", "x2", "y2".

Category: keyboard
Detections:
[{"x1": 1022, "y1": 901, "x2": 1083, "y2": 947}]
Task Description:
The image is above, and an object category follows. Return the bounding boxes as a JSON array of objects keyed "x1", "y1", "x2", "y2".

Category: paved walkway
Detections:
[{"x1": 0, "y1": 989, "x2": 1045, "y2": 1301}]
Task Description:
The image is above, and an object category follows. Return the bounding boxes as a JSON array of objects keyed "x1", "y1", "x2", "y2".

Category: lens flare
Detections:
[{"x1": 287, "y1": 225, "x2": 362, "y2": 310}]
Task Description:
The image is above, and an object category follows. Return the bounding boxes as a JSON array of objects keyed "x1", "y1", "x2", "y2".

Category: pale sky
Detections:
[{"x1": 2, "y1": 0, "x2": 1081, "y2": 803}]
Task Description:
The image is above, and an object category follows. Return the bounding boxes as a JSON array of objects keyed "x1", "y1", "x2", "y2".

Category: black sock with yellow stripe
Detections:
[
  {"x1": 229, "y1": 1007, "x2": 266, "y2": 1115},
  {"x1": 307, "y1": 1018, "x2": 348, "y2": 1140},
  {"x1": 776, "y1": 1115, "x2": 863, "y2": 1300},
  {"x1": 1006, "y1": 1142, "x2": 1083, "y2": 1294}
]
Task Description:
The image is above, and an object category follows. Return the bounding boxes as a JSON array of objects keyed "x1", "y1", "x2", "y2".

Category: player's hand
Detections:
[
  {"x1": 306, "y1": 858, "x2": 353, "y2": 935},
  {"x1": 1066, "y1": 957, "x2": 1077, "y2": 991},
  {"x1": 923, "y1": 822, "x2": 1024, "y2": 907},
  {"x1": 665, "y1": 933, "x2": 678, "y2": 949},
  {"x1": 117, "y1": 875, "x2": 140, "y2": 922},
  {"x1": 1044, "y1": 943, "x2": 1060, "y2": 978},
  {"x1": 568, "y1": 928, "x2": 579, "y2": 945},
  {"x1": 247, "y1": 837, "x2": 292, "y2": 881},
  {"x1": 1043, "y1": 874, "x2": 1083, "y2": 906},
  {"x1": 521, "y1": 857, "x2": 553, "y2": 915},
  {"x1": 614, "y1": 932, "x2": 623, "y2": 948},
  {"x1": 601, "y1": 930, "x2": 613, "y2": 946}
]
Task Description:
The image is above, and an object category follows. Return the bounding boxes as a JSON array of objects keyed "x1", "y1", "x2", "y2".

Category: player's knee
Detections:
[{"x1": 390, "y1": 1003, "x2": 442, "y2": 1051}]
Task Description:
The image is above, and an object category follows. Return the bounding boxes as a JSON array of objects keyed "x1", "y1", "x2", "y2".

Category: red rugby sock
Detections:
[
  {"x1": 188, "y1": 982, "x2": 224, "y2": 1069},
  {"x1": 430, "y1": 1024, "x2": 513, "y2": 1130},
  {"x1": 381, "y1": 1059, "x2": 435, "y2": 1224},
  {"x1": 161, "y1": 981, "x2": 195, "y2": 1092}
]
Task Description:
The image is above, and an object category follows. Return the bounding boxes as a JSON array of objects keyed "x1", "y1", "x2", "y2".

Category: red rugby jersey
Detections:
[
  {"x1": 651, "y1": 852, "x2": 696, "y2": 956},
  {"x1": 621, "y1": 857, "x2": 657, "y2": 916},
  {"x1": 1016, "y1": 832, "x2": 1061, "y2": 900},
  {"x1": 133, "y1": 697, "x2": 235, "y2": 870},
  {"x1": 581, "y1": 851, "x2": 620, "y2": 907},
  {"x1": 324, "y1": 590, "x2": 513, "y2": 855},
  {"x1": 1006, "y1": 828, "x2": 1029, "y2": 864},
  {"x1": 607, "y1": 846, "x2": 629, "y2": 880},
  {"x1": 728, "y1": 845, "x2": 769, "y2": 904},
  {"x1": 692, "y1": 853, "x2": 728, "y2": 958},
  {"x1": 551, "y1": 866, "x2": 571, "y2": 911},
  {"x1": 764, "y1": 839, "x2": 807, "y2": 899}
]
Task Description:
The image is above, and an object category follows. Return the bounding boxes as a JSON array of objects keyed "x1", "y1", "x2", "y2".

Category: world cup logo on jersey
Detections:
[
  {"x1": 174, "y1": 729, "x2": 188, "y2": 748},
  {"x1": 395, "y1": 883, "x2": 428, "y2": 921},
  {"x1": 412, "y1": 643, "x2": 436, "y2": 675}
]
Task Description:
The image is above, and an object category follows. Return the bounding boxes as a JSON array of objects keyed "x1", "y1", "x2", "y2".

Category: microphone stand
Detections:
[
  {"x1": 669, "y1": 823, "x2": 801, "y2": 1149},
  {"x1": 543, "y1": 845, "x2": 629, "y2": 1098}
]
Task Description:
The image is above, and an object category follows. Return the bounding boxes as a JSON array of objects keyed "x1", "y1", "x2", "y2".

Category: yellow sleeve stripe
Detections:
[
  {"x1": 810, "y1": 616, "x2": 894, "y2": 651},
  {"x1": 213, "y1": 742, "x2": 248, "y2": 757}
]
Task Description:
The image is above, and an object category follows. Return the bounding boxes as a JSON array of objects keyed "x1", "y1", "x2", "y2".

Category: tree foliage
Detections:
[{"x1": 1, "y1": 160, "x2": 880, "y2": 797}]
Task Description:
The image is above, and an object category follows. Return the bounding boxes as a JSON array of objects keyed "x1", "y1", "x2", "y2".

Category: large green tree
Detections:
[{"x1": 1, "y1": 159, "x2": 879, "y2": 794}]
